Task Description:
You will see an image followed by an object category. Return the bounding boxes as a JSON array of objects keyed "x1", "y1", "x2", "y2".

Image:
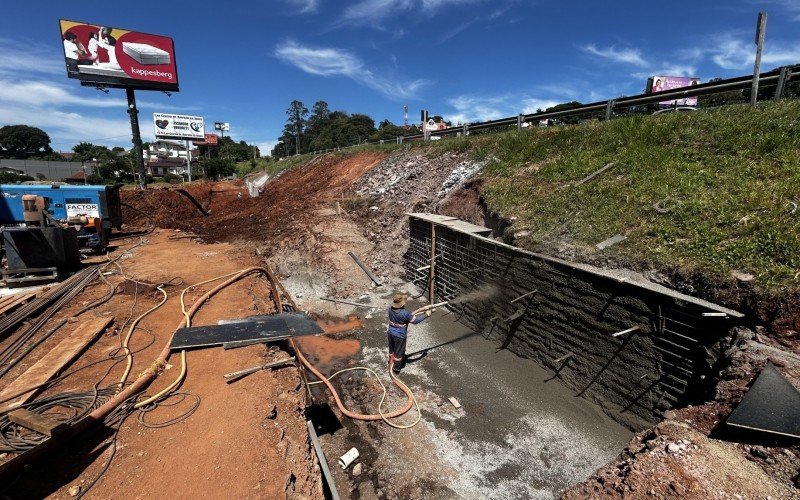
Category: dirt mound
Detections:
[
  {"x1": 346, "y1": 148, "x2": 484, "y2": 274},
  {"x1": 121, "y1": 152, "x2": 388, "y2": 243}
]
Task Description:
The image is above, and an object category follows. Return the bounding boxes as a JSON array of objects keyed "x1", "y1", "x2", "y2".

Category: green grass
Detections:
[{"x1": 472, "y1": 100, "x2": 800, "y2": 292}]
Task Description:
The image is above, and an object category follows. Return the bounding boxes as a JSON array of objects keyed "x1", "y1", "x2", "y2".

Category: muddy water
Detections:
[{"x1": 311, "y1": 287, "x2": 633, "y2": 499}]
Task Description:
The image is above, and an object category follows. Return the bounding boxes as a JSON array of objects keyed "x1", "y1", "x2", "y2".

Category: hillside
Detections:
[{"x1": 472, "y1": 100, "x2": 800, "y2": 296}]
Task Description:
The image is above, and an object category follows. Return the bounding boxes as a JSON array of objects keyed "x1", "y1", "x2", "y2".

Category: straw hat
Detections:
[{"x1": 391, "y1": 294, "x2": 408, "y2": 308}]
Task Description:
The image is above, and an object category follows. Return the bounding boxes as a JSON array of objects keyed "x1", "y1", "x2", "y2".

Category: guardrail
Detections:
[{"x1": 305, "y1": 64, "x2": 797, "y2": 154}]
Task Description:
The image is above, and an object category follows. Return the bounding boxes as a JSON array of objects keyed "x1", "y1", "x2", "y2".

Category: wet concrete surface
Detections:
[{"x1": 303, "y1": 284, "x2": 633, "y2": 499}]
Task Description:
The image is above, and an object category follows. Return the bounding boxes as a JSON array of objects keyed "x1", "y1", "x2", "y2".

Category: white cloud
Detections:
[
  {"x1": 707, "y1": 34, "x2": 800, "y2": 70},
  {"x1": 253, "y1": 140, "x2": 278, "y2": 156},
  {"x1": 0, "y1": 37, "x2": 64, "y2": 77},
  {"x1": 581, "y1": 44, "x2": 648, "y2": 67},
  {"x1": 285, "y1": 0, "x2": 320, "y2": 14},
  {"x1": 0, "y1": 79, "x2": 127, "y2": 108},
  {"x1": 274, "y1": 40, "x2": 427, "y2": 99},
  {"x1": 446, "y1": 94, "x2": 560, "y2": 124},
  {"x1": 339, "y1": 0, "x2": 486, "y2": 26},
  {"x1": 0, "y1": 104, "x2": 141, "y2": 148}
]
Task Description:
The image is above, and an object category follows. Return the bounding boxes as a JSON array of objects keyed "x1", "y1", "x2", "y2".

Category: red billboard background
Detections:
[{"x1": 60, "y1": 20, "x2": 179, "y2": 91}]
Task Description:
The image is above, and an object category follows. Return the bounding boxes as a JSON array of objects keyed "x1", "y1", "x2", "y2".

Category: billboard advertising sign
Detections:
[
  {"x1": 153, "y1": 113, "x2": 204, "y2": 140},
  {"x1": 650, "y1": 76, "x2": 701, "y2": 106},
  {"x1": 59, "y1": 19, "x2": 179, "y2": 91},
  {"x1": 193, "y1": 134, "x2": 219, "y2": 146},
  {"x1": 214, "y1": 122, "x2": 230, "y2": 131}
]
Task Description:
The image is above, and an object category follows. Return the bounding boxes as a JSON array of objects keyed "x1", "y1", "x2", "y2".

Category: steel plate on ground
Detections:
[
  {"x1": 171, "y1": 312, "x2": 324, "y2": 350},
  {"x1": 726, "y1": 362, "x2": 800, "y2": 439}
]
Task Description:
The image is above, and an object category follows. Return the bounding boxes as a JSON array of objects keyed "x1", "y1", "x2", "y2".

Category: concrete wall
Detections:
[
  {"x1": 405, "y1": 215, "x2": 742, "y2": 429},
  {"x1": 0, "y1": 159, "x2": 82, "y2": 181}
]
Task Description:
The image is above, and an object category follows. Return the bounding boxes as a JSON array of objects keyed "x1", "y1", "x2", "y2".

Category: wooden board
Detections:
[
  {"x1": 0, "y1": 316, "x2": 112, "y2": 411},
  {"x1": 8, "y1": 408, "x2": 69, "y2": 437},
  {"x1": 0, "y1": 293, "x2": 35, "y2": 315}
]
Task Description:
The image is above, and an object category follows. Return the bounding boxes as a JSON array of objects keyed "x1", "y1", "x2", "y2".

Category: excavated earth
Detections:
[{"x1": 114, "y1": 147, "x2": 800, "y2": 498}]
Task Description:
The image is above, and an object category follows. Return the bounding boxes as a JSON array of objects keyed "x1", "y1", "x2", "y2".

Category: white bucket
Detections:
[{"x1": 338, "y1": 447, "x2": 359, "y2": 469}]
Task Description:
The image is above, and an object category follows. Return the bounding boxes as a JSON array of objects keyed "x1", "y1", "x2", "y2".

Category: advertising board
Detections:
[
  {"x1": 59, "y1": 19, "x2": 179, "y2": 91},
  {"x1": 650, "y1": 76, "x2": 701, "y2": 106},
  {"x1": 153, "y1": 113, "x2": 204, "y2": 140}
]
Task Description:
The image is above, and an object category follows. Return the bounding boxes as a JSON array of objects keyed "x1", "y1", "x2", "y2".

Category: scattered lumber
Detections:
[{"x1": 0, "y1": 316, "x2": 112, "y2": 411}]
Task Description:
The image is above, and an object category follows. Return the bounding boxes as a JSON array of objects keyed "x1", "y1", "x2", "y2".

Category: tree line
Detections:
[
  {"x1": 0, "y1": 124, "x2": 262, "y2": 183},
  {"x1": 271, "y1": 100, "x2": 421, "y2": 158}
]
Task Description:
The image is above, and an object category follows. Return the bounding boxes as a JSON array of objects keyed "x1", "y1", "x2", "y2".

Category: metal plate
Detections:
[
  {"x1": 171, "y1": 312, "x2": 324, "y2": 351},
  {"x1": 726, "y1": 362, "x2": 800, "y2": 439}
]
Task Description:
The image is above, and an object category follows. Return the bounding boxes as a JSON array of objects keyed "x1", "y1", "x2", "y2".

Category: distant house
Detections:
[
  {"x1": 64, "y1": 170, "x2": 88, "y2": 184},
  {"x1": 144, "y1": 140, "x2": 199, "y2": 176}
]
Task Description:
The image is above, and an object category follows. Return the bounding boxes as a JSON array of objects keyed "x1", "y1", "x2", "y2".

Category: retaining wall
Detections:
[{"x1": 405, "y1": 214, "x2": 743, "y2": 429}]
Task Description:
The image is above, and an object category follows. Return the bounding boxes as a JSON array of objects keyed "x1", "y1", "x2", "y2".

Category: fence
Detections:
[{"x1": 307, "y1": 64, "x2": 798, "y2": 155}]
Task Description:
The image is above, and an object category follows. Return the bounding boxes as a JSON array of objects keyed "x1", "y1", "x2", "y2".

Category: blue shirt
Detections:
[{"x1": 387, "y1": 307, "x2": 425, "y2": 339}]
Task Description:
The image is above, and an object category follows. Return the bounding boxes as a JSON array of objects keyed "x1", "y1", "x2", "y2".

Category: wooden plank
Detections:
[
  {"x1": 0, "y1": 293, "x2": 35, "y2": 315},
  {"x1": 8, "y1": 408, "x2": 70, "y2": 437},
  {"x1": 0, "y1": 316, "x2": 112, "y2": 411},
  {"x1": 0, "y1": 294, "x2": 22, "y2": 309}
]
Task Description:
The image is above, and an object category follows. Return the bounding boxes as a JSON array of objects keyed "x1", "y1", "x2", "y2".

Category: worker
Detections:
[{"x1": 387, "y1": 294, "x2": 430, "y2": 374}]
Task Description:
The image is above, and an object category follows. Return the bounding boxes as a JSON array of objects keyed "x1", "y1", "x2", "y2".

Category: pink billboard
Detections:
[
  {"x1": 650, "y1": 76, "x2": 700, "y2": 106},
  {"x1": 60, "y1": 19, "x2": 179, "y2": 92}
]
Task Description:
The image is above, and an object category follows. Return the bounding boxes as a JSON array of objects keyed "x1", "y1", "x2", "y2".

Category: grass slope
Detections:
[{"x1": 474, "y1": 100, "x2": 800, "y2": 292}]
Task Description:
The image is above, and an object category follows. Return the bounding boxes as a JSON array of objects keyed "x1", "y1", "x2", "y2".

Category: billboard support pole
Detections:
[
  {"x1": 186, "y1": 140, "x2": 192, "y2": 183},
  {"x1": 751, "y1": 12, "x2": 767, "y2": 106},
  {"x1": 126, "y1": 88, "x2": 147, "y2": 189}
]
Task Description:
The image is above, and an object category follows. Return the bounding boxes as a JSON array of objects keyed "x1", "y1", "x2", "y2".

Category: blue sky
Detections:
[{"x1": 0, "y1": 0, "x2": 798, "y2": 154}]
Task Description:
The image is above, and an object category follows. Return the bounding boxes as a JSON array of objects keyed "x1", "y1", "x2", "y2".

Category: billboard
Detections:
[
  {"x1": 193, "y1": 134, "x2": 219, "y2": 146},
  {"x1": 59, "y1": 19, "x2": 179, "y2": 92},
  {"x1": 153, "y1": 113, "x2": 204, "y2": 140},
  {"x1": 214, "y1": 122, "x2": 230, "y2": 131},
  {"x1": 649, "y1": 76, "x2": 700, "y2": 106}
]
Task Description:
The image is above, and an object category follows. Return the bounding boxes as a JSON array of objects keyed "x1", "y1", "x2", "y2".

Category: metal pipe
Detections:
[
  {"x1": 509, "y1": 289, "x2": 538, "y2": 304},
  {"x1": 611, "y1": 326, "x2": 640, "y2": 338},
  {"x1": 347, "y1": 251, "x2": 382, "y2": 287}
]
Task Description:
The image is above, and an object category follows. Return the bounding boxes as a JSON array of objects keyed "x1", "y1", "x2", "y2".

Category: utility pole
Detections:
[
  {"x1": 186, "y1": 139, "x2": 192, "y2": 182},
  {"x1": 126, "y1": 88, "x2": 147, "y2": 190},
  {"x1": 751, "y1": 12, "x2": 767, "y2": 106}
]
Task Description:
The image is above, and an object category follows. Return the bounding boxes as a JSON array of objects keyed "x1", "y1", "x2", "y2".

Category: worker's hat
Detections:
[{"x1": 391, "y1": 294, "x2": 408, "y2": 308}]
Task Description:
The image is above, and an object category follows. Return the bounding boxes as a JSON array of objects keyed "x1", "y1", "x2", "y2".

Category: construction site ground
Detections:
[
  {"x1": 1, "y1": 232, "x2": 321, "y2": 499},
  {"x1": 1, "y1": 144, "x2": 799, "y2": 499}
]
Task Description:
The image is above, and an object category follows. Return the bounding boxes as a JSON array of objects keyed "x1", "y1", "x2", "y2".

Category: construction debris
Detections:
[
  {"x1": 170, "y1": 312, "x2": 323, "y2": 350},
  {"x1": 726, "y1": 362, "x2": 800, "y2": 439}
]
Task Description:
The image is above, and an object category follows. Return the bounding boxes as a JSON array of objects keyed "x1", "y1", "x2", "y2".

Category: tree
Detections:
[
  {"x1": 203, "y1": 158, "x2": 235, "y2": 180},
  {"x1": 285, "y1": 100, "x2": 308, "y2": 155},
  {"x1": 0, "y1": 125, "x2": 52, "y2": 158}
]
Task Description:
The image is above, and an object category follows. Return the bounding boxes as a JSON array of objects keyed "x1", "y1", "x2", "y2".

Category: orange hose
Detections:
[{"x1": 291, "y1": 338, "x2": 414, "y2": 421}]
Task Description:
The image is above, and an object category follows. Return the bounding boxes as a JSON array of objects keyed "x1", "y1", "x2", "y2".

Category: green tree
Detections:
[
  {"x1": 203, "y1": 158, "x2": 235, "y2": 180},
  {"x1": 0, "y1": 125, "x2": 52, "y2": 158},
  {"x1": 285, "y1": 100, "x2": 309, "y2": 155}
]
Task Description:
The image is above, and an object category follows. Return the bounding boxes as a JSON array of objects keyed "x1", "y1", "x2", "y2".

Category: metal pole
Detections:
[
  {"x1": 429, "y1": 224, "x2": 436, "y2": 305},
  {"x1": 185, "y1": 139, "x2": 192, "y2": 182},
  {"x1": 605, "y1": 100, "x2": 614, "y2": 120},
  {"x1": 517, "y1": 113, "x2": 523, "y2": 130},
  {"x1": 774, "y1": 67, "x2": 790, "y2": 100},
  {"x1": 751, "y1": 12, "x2": 767, "y2": 106},
  {"x1": 126, "y1": 88, "x2": 146, "y2": 189}
]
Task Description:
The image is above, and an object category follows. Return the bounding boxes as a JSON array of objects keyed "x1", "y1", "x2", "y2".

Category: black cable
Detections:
[{"x1": 136, "y1": 392, "x2": 201, "y2": 428}]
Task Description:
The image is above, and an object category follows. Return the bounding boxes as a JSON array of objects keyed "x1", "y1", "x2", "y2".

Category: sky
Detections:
[{"x1": 0, "y1": 0, "x2": 798, "y2": 155}]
